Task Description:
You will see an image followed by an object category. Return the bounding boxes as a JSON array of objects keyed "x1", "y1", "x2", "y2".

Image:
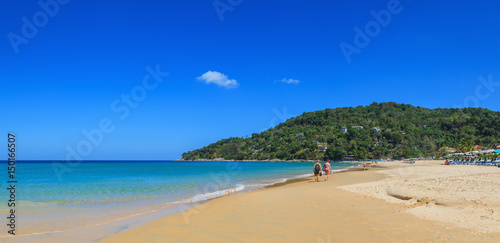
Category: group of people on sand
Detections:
[
  {"x1": 313, "y1": 160, "x2": 373, "y2": 182},
  {"x1": 313, "y1": 159, "x2": 331, "y2": 182}
]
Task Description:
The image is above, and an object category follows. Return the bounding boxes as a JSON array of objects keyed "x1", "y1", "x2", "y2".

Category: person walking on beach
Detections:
[
  {"x1": 323, "y1": 160, "x2": 331, "y2": 181},
  {"x1": 313, "y1": 160, "x2": 322, "y2": 182},
  {"x1": 363, "y1": 161, "x2": 367, "y2": 171}
]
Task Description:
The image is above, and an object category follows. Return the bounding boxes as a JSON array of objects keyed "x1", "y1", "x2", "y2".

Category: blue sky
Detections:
[{"x1": 1, "y1": 0, "x2": 500, "y2": 160}]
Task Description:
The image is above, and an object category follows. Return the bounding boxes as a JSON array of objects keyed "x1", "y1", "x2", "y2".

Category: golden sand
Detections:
[{"x1": 101, "y1": 161, "x2": 500, "y2": 242}]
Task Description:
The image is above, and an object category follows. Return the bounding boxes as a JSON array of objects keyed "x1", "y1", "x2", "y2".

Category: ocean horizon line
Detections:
[
  {"x1": 2, "y1": 159, "x2": 179, "y2": 162},
  {"x1": 4, "y1": 159, "x2": 335, "y2": 163}
]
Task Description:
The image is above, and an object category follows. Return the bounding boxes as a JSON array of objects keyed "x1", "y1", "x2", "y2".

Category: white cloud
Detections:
[
  {"x1": 279, "y1": 78, "x2": 300, "y2": 84},
  {"x1": 197, "y1": 71, "x2": 239, "y2": 89}
]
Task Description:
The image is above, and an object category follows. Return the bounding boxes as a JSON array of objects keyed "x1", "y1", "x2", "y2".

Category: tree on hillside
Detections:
[
  {"x1": 422, "y1": 136, "x2": 436, "y2": 155},
  {"x1": 324, "y1": 146, "x2": 346, "y2": 161},
  {"x1": 458, "y1": 138, "x2": 475, "y2": 152},
  {"x1": 181, "y1": 103, "x2": 500, "y2": 160}
]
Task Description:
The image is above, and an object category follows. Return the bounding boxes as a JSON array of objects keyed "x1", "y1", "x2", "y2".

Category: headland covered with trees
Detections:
[{"x1": 181, "y1": 102, "x2": 500, "y2": 161}]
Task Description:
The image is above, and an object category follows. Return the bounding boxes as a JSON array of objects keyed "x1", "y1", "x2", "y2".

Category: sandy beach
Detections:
[{"x1": 101, "y1": 161, "x2": 500, "y2": 242}]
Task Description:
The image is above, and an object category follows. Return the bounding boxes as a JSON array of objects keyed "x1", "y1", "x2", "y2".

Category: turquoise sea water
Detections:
[{"x1": 1, "y1": 161, "x2": 356, "y2": 237}]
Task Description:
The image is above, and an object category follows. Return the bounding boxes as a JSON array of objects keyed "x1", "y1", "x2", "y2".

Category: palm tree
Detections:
[{"x1": 458, "y1": 138, "x2": 475, "y2": 152}]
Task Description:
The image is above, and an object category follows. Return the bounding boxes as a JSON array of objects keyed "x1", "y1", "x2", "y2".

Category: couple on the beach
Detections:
[{"x1": 313, "y1": 160, "x2": 331, "y2": 182}]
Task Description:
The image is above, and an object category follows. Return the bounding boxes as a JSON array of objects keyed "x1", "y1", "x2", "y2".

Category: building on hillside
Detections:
[
  {"x1": 341, "y1": 127, "x2": 348, "y2": 133},
  {"x1": 439, "y1": 146, "x2": 456, "y2": 153},
  {"x1": 398, "y1": 131, "x2": 406, "y2": 135},
  {"x1": 296, "y1": 133, "x2": 304, "y2": 136},
  {"x1": 317, "y1": 142, "x2": 327, "y2": 152},
  {"x1": 351, "y1": 126, "x2": 363, "y2": 129},
  {"x1": 497, "y1": 145, "x2": 500, "y2": 149},
  {"x1": 386, "y1": 128, "x2": 392, "y2": 132},
  {"x1": 475, "y1": 145, "x2": 484, "y2": 151},
  {"x1": 372, "y1": 127, "x2": 381, "y2": 132}
]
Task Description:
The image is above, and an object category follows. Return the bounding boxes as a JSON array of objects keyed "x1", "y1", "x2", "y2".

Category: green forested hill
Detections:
[{"x1": 181, "y1": 102, "x2": 500, "y2": 161}]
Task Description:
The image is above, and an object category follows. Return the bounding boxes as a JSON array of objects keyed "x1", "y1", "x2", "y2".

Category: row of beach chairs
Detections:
[{"x1": 448, "y1": 157, "x2": 500, "y2": 167}]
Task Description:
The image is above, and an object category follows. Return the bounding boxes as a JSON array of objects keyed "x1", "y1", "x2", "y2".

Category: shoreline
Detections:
[
  {"x1": 176, "y1": 158, "x2": 329, "y2": 162},
  {"x1": 176, "y1": 158, "x2": 383, "y2": 163},
  {"x1": 2, "y1": 162, "x2": 358, "y2": 242},
  {"x1": 101, "y1": 160, "x2": 500, "y2": 242},
  {"x1": 9, "y1": 160, "x2": 500, "y2": 242}
]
